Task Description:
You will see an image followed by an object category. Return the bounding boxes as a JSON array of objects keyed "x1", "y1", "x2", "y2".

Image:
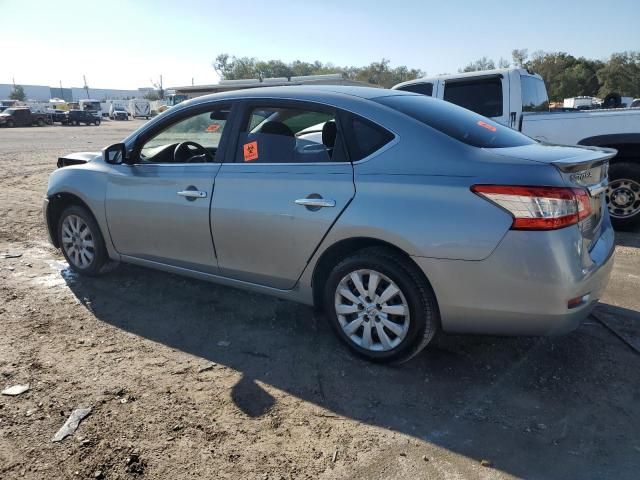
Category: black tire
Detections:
[
  {"x1": 37, "y1": 118, "x2": 45, "y2": 127},
  {"x1": 323, "y1": 247, "x2": 439, "y2": 364},
  {"x1": 7, "y1": 120, "x2": 14, "y2": 128},
  {"x1": 95, "y1": 120, "x2": 100, "y2": 126},
  {"x1": 57, "y1": 205, "x2": 108, "y2": 276},
  {"x1": 607, "y1": 161, "x2": 640, "y2": 231}
]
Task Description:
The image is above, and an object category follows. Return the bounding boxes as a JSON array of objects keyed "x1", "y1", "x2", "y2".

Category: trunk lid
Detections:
[{"x1": 487, "y1": 143, "x2": 616, "y2": 249}]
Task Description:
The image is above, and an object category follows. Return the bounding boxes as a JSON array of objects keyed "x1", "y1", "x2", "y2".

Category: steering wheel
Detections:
[{"x1": 173, "y1": 141, "x2": 214, "y2": 163}]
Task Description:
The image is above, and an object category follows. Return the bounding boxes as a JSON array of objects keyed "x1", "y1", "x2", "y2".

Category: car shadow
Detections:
[{"x1": 64, "y1": 263, "x2": 639, "y2": 480}]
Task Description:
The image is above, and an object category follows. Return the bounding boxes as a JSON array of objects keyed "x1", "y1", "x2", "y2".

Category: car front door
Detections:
[
  {"x1": 211, "y1": 100, "x2": 356, "y2": 289},
  {"x1": 105, "y1": 103, "x2": 233, "y2": 273}
]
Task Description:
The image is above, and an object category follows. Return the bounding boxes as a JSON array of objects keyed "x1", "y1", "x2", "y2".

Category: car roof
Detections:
[
  {"x1": 186, "y1": 85, "x2": 417, "y2": 106},
  {"x1": 393, "y1": 68, "x2": 543, "y2": 89}
]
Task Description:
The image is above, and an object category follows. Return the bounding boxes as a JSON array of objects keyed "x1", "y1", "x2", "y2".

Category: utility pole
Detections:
[
  {"x1": 59, "y1": 80, "x2": 64, "y2": 100},
  {"x1": 83, "y1": 75, "x2": 90, "y2": 99}
]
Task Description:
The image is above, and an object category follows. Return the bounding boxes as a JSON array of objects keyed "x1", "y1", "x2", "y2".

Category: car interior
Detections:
[{"x1": 137, "y1": 106, "x2": 341, "y2": 165}]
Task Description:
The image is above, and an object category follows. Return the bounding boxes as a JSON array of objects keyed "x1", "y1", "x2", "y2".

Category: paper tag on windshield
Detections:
[{"x1": 243, "y1": 141, "x2": 258, "y2": 162}]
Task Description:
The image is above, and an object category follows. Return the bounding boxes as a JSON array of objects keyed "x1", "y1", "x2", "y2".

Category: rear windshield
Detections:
[{"x1": 374, "y1": 95, "x2": 535, "y2": 148}]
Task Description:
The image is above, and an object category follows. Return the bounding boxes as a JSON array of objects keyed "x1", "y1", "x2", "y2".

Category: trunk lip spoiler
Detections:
[{"x1": 549, "y1": 146, "x2": 617, "y2": 173}]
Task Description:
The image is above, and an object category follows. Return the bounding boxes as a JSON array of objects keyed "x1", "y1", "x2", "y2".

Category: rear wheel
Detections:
[
  {"x1": 37, "y1": 118, "x2": 45, "y2": 127},
  {"x1": 57, "y1": 205, "x2": 108, "y2": 276},
  {"x1": 607, "y1": 161, "x2": 640, "y2": 230},
  {"x1": 324, "y1": 247, "x2": 439, "y2": 363}
]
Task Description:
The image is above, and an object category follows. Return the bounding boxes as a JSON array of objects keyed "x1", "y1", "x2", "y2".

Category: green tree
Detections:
[
  {"x1": 596, "y1": 51, "x2": 640, "y2": 97},
  {"x1": 459, "y1": 57, "x2": 496, "y2": 72},
  {"x1": 9, "y1": 85, "x2": 25, "y2": 101},
  {"x1": 212, "y1": 54, "x2": 423, "y2": 88},
  {"x1": 511, "y1": 49, "x2": 528, "y2": 67}
]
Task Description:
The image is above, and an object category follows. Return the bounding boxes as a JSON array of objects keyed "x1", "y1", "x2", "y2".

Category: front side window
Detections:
[
  {"x1": 139, "y1": 107, "x2": 230, "y2": 164},
  {"x1": 443, "y1": 77, "x2": 503, "y2": 118},
  {"x1": 521, "y1": 75, "x2": 549, "y2": 112},
  {"x1": 397, "y1": 82, "x2": 433, "y2": 96},
  {"x1": 235, "y1": 105, "x2": 346, "y2": 163}
]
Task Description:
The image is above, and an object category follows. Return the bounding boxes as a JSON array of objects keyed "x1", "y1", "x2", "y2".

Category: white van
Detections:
[{"x1": 128, "y1": 99, "x2": 151, "y2": 119}]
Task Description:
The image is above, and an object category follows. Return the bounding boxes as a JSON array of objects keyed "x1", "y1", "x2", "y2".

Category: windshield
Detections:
[
  {"x1": 81, "y1": 102, "x2": 101, "y2": 110},
  {"x1": 2, "y1": 108, "x2": 15, "y2": 115},
  {"x1": 374, "y1": 95, "x2": 535, "y2": 148}
]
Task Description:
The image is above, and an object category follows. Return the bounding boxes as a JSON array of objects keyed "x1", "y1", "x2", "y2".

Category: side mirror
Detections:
[{"x1": 103, "y1": 143, "x2": 126, "y2": 164}]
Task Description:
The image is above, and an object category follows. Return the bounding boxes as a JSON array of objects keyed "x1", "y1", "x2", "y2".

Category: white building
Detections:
[{"x1": 0, "y1": 83, "x2": 149, "y2": 102}]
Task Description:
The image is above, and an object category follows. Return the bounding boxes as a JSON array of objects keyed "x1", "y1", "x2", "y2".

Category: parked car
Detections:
[
  {"x1": 45, "y1": 86, "x2": 614, "y2": 363},
  {"x1": 110, "y1": 106, "x2": 129, "y2": 121},
  {"x1": 65, "y1": 109, "x2": 101, "y2": 126},
  {"x1": 50, "y1": 109, "x2": 68, "y2": 124},
  {"x1": 394, "y1": 68, "x2": 640, "y2": 229},
  {"x1": 0, "y1": 107, "x2": 50, "y2": 127}
]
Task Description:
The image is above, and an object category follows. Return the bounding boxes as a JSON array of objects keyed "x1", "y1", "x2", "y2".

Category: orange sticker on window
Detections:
[
  {"x1": 243, "y1": 141, "x2": 258, "y2": 162},
  {"x1": 206, "y1": 123, "x2": 221, "y2": 132},
  {"x1": 477, "y1": 120, "x2": 497, "y2": 132}
]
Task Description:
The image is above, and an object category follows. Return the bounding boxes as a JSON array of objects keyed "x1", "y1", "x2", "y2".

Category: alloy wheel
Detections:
[
  {"x1": 61, "y1": 214, "x2": 95, "y2": 269},
  {"x1": 334, "y1": 269, "x2": 410, "y2": 352}
]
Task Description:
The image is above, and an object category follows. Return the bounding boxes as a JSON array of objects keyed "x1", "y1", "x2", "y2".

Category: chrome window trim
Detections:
[{"x1": 124, "y1": 95, "x2": 401, "y2": 167}]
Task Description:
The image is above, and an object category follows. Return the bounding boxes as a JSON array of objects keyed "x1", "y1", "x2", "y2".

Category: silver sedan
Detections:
[{"x1": 44, "y1": 86, "x2": 615, "y2": 363}]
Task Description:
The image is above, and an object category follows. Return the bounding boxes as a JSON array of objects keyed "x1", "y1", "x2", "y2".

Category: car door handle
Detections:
[
  {"x1": 294, "y1": 198, "x2": 335, "y2": 208},
  {"x1": 177, "y1": 190, "x2": 207, "y2": 199}
]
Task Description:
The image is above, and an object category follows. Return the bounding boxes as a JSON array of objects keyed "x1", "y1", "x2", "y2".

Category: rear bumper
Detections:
[{"x1": 412, "y1": 221, "x2": 615, "y2": 336}]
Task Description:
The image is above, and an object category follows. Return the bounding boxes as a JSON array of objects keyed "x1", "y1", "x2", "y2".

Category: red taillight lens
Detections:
[{"x1": 471, "y1": 185, "x2": 592, "y2": 231}]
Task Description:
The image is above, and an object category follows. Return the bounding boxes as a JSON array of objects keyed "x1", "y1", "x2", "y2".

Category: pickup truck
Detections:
[
  {"x1": 0, "y1": 107, "x2": 51, "y2": 128},
  {"x1": 394, "y1": 68, "x2": 640, "y2": 229}
]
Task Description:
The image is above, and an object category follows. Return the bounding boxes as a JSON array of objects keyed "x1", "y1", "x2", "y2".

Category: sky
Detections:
[{"x1": 2, "y1": 0, "x2": 639, "y2": 90}]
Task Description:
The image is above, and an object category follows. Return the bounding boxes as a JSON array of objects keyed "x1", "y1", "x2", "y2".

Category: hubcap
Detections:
[
  {"x1": 334, "y1": 269, "x2": 410, "y2": 352},
  {"x1": 61, "y1": 215, "x2": 95, "y2": 268},
  {"x1": 606, "y1": 178, "x2": 640, "y2": 219}
]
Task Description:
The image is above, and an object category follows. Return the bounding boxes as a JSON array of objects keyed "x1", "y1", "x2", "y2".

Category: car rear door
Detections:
[{"x1": 211, "y1": 100, "x2": 355, "y2": 289}]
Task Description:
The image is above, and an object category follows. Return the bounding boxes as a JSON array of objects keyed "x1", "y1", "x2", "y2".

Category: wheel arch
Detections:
[
  {"x1": 310, "y1": 236, "x2": 435, "y2": 310},
  {"x1": 46, "y1": 192, "x2": 98, "y2": 248}
]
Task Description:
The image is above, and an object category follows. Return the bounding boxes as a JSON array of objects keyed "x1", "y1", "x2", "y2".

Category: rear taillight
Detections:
[{"x1": 471, "y1": 185, "x2": 592, "y2": 231}]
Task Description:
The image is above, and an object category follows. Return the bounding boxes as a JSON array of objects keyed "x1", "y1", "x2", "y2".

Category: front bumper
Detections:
[
  {"x1": 43, "y1": 197, "x2": 58, "y2": 247},
  {"x1": 412, "y1": 221, "x2": 615, "y2": 336}
]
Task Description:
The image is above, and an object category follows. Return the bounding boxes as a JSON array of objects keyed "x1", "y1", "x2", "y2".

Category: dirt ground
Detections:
[{"x1": 1, "y1": 120, "x2": 639, "y2": 480}]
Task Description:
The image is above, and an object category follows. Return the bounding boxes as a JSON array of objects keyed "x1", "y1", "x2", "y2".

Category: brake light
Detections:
[{"x1": 471, "y1": 185, "x2": 592, "y2": 230}]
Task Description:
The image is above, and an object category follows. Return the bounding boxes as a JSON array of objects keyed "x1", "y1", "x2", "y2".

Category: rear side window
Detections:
[
  {"x1": 341, "y1": 114, "x2": 395, "y2": 161},
  {"x1": 443, "y1": 78, "x2": 503, "y2": 118},
  {"x1": 374, "y1": 95, "x2": 535, "y2": 148},
  {"x1": 521, "y1": 75, "x2": 549, "y2": 112},
  {"x1": 396, "y1": 82, "x2": 433, "y2": 96},
  {"x1": 234, "y1": 105, "x2": 348, "y2": 163}
]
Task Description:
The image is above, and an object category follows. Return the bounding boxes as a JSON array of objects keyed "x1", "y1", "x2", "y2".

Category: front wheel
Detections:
[
  {"x1": 37, "y1": 118, "x2": 45, "y2": 127},
  {"x1": 58, "y1": 205, "x2": 108, "y2": 276},
  {"x1": 324, "y1": 247, "x2": 439, "y2": 363},
  {"x1": 607, "y1": 161, "x2": 640, "y2": 230}
]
